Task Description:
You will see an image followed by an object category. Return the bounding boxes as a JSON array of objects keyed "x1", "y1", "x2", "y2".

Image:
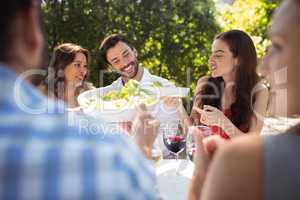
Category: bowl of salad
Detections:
[{"x1": 78, "y1": 80, "x2": 160, "y2": 122}]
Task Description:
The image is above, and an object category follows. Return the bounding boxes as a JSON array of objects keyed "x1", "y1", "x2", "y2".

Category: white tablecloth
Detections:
[{"x1": 156, "y1": 159, "x2": 194, "y2": 200}]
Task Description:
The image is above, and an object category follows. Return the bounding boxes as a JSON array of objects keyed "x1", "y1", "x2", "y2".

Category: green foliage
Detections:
[
  {"x1": 42, "y1": 0, "x2": 279, "y2": 97},
  {"x1": 217, "y1": 0, "x2": 279, "y2": 57},
  {"x1": 42, "y1": 0, "x2": 220, "y2": 95}
]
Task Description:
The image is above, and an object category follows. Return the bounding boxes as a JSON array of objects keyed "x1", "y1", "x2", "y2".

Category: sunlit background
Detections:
[{"x1": 41, "y1": 0, "x2": 280, "y2": 93}]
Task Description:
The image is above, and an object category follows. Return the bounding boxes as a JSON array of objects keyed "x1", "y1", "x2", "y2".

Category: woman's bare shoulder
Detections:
[
  {"x1": 255, "y1": 81, "x2": 269, "y2": 93},
  {"x1": 254, "y1": 81, "x2": 269, "y2": 103}
]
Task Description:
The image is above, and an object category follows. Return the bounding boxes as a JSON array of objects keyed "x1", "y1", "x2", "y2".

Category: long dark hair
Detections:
[
  {"x1": 197, "y1": 30, "x2": 259, "y2": 129},
  {"x1": 44, "y1": 43, "x2": 93, "y2": 99}
]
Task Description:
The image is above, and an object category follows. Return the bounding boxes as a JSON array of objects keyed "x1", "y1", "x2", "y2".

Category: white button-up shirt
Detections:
[
  {"x1": 104, "y1": 68, "x2": 181, "y2": 157},
  {"x1": 107, "y1": 68, "x2": 173, "y2": 88},
  {"x1": 104, "y1": 68, "x2": 180, "y2": 123}
]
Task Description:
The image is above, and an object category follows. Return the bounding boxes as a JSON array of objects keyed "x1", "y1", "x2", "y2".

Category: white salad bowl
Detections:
[
  {"x1": 77, "y1": 87, "x2": 159, "y2": 122},
  {"x1": 77, "y1": 86, "x2": 190, "y2": 122}
]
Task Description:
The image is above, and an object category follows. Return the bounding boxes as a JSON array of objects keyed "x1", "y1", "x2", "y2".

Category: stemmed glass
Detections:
[
  {"x1": 162, "y1": 123, "x2": 186, "y2": 161},
  {"x1": 186, "y1": 130, "x2": 196, "y2": 162},
  {"x1": 186, "y1": 125, "x2": 212, "y2": 162}
]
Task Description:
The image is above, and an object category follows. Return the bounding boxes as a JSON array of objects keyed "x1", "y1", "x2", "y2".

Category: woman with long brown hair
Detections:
[
  {"x1": 188, "y1": 0, "x2": 300, "y2": 199},
  {"x1": 40, "y1": 43, "x2": 94, "y2": 108},
  {"x1": 189, "y1": 30, "x2": 269, "y2": 138}
]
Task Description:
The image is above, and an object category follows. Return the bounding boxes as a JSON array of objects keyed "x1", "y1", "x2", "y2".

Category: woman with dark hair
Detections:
[
  {"x1": 40, "y1": 43, "x2": 94, "y2": 108},
  {"x1": 189, "y1": 30, "x2": 269, "y2": 138},
  {"x1": 188, "y1": 1, "x2": 300, "y2": 199}
]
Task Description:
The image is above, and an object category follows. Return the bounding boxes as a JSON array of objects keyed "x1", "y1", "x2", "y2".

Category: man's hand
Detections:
[
  {"x1": 132, "y1": 104, "x2": 160, "y2": 159},
  {"x1": 192, "y1": 126, "x2": 226, "y2": 176},
  {"x1": 162, "y1": 96, "x2": 188, "y2": 117},
  {"x1": 162, "y1": 97, "x2": 182, "y2": 108},
  {"x1": 188, "y1": 127, "x2": 227, "y2": 200},
  {"x1": 202, "y1": 135, "x2": 226, "y2": 159}
]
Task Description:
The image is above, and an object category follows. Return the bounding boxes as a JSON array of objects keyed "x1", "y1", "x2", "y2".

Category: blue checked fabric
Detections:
[{"x1": 0, "y1": 65, "x2": 158, "y2": 200}]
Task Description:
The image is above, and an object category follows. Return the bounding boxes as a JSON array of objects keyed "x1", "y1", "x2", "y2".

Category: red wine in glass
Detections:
[{"x1": 163, "y1": 135, "x2": 186, "y2": 155}]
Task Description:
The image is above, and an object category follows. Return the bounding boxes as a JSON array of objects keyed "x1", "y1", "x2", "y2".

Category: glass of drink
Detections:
[
  {"x1": 162, "y1": 123, "x2": 186, "y2": 161},
  {"x1": 186, "y1": 125, "x2": 212, "y2": 162}
]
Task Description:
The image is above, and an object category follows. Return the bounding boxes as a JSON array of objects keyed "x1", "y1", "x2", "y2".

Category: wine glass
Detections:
[
  {"x1": 186, "y1": 125, "x2": 212, "y2": 162},
  {"x1": 162, "y1": 123, "x2": 186, "y2": 161},
  {"x1": 186, "y1": 131, "x2": 196, "y2": 162}
]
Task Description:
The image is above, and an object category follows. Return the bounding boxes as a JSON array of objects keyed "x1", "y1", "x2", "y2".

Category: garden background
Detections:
[{"x1": 42, "y1": 0, "x2": 280, "y2": 95}]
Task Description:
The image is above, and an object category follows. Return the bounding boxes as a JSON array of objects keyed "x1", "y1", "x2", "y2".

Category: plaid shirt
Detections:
[{"x1": 0, "y1": 65, "x2": 157, "y2": 200}]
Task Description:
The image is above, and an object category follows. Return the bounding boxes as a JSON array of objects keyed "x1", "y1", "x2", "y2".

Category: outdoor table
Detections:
[{"x1": 156, "y1": 159, "x2": 194, "y2": 200}]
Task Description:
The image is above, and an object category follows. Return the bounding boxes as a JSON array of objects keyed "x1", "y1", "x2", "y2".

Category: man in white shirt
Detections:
[
  {"x1": 99, "y1": 34, "x2": 181, "y2": 157},
  {"x1": 99, "y1": 34, "x2": 172, "y2": 88}
]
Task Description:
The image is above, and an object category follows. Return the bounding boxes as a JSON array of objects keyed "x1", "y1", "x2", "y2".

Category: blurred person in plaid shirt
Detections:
[{"x1": 0, "y1": 1, "x2": 160, "y2": 199}]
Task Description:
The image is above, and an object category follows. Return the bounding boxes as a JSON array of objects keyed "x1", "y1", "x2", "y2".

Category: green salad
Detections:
[
  {"x1": 87, "y1": 80, "x2": 158, "y2": 110},
  {"x1": 152, "y1": 81, "x2": 163, "y2": 88}
]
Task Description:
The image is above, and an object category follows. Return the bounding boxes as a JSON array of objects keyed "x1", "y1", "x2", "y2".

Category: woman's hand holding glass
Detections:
[
  {"x1": 194, "y1": 105, "x2": 229, "y2": 127},
  {"x1": 189, "y1": 126, "x2": 226, "y2": 177}
]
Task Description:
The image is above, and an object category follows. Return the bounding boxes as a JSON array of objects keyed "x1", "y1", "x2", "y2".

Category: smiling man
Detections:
[
  {"x1": 99, "y1": 34, "x2": 173, "y2": 89},
  {"x1": 99, "y1": 34, "x2": 181, "y2": 157}
]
